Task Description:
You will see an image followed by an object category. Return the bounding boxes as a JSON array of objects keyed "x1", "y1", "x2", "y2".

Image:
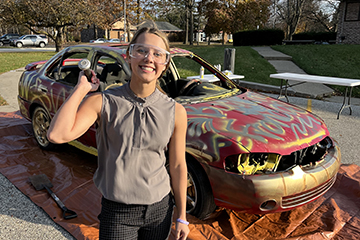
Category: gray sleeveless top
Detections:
[{"x1": 94, "y1": 83, "x2": 175, "y2": 204}]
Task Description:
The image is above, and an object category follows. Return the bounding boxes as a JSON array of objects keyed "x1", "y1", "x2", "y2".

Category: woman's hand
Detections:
[
  {"x1": 77, "y1": 70, "x2": 100, "y2": 92},
  {"x1": 175, "y1": 220, "x2": 190, "y2": 240},
  {"x1": 47, "y1": 70, "x2": 102, "y2": 144}
]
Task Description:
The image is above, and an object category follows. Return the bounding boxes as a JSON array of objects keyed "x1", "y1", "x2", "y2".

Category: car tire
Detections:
[
  {"x1": 32, "y1": 107, "x2": 56, "y2": 150},
  {"x1": 39, "y1": 42, "x2": 45, "y2": 48},
  {"x1": 16, "y1": 42, "x2": 23, "y2": 48},
  {"x1": 186, "y1": 158, "x2": 216, "y2": 219}
]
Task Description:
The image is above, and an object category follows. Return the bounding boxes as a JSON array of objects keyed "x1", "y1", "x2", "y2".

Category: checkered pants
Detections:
[{"x1": 98, "y1": 194, "x2": 174, "y2": 240}]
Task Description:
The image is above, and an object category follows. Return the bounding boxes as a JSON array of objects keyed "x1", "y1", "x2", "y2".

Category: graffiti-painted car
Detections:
[{"x1": 18, "y1": 45, "x2": 341, "y2": 219}]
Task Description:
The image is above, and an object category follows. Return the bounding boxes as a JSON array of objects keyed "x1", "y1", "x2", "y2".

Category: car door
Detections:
[
  {"x1": 44, "y1": 49, "x2": 98, "y2": 147},
  {"x1": 30, "y1": 36, "x2": 37, "y2": 46},
  {"x1": 21, "y1": 36, "x2": 32, "y2": 46}
]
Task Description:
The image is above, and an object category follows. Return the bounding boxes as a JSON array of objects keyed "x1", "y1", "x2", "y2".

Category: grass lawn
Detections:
[
  {"x1": 1, "y1": 44, "x2": 360, "y2": 107},
  {"x1": 0, "y1": 52, "x2": 56, "y2": 75},
  {"x1": 272, "y1": 44, "x2": 360, "y2": 97},
  {"x1": 172, "y1": 44, "x2": 279, "y2": 86},
  {"x1": 0, "y1": 96, "x2": 6, "y2": 106},
  {"x1": 0, "y1": 52, "x2": 56, "y2": 106}
]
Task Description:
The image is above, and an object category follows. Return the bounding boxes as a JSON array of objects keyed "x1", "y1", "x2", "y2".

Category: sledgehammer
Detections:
[{"x1": 29, "y1": 174, "x2": 77, "y2": 220}]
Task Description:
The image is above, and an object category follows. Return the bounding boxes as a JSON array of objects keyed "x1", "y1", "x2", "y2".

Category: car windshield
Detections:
[
  {"x1": 18, "y1": 35, "x2": 26, "y2": 39},
  {"x1": 112, "y1": 46, "x2": 240, "y2": 101}
]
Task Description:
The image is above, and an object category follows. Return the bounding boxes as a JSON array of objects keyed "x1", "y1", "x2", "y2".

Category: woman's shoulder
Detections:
[{"x1": 175, "y1": 102, "x2": 187, "y2": 118}]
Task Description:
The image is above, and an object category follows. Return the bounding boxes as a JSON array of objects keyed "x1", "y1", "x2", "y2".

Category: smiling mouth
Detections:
[{"x1": 140, "y1": 66, "x2": 155, "y2": 72}]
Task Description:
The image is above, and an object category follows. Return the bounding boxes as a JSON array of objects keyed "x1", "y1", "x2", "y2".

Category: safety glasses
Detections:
[{"x1": 129, "y1": 43, "x2": 170, "y2": 65}]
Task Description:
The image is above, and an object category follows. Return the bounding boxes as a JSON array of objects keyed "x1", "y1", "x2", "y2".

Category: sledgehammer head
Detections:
[
  {"x1": 78, "y1": 58, "x2": 92, "y2": 81},
  {"x1": 29, "y1": 174, "x2": 53, "y2": 191}
]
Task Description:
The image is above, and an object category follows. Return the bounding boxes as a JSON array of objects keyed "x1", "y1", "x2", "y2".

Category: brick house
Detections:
[
  {"x1": 81, "y1": 20, "x2": 183, "y2": 43},
  {"x1": 136, "y1": 21, "x2": 183, "y2": 42},
  {"x1": 108, "y1": 19, "x2": 137, "y2": 40},
  {"x1": 337, "y1": 0, "x2": 360, "y2": 44}
]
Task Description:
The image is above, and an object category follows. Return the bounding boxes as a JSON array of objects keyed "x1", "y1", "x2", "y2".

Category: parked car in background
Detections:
[
  {"x1": 107, "y1": 38, "x2": 121, "y2": 43},
  {"x1": 12, "y1": 35, "x2": 48, "y2": 48},
  {"x1": 17, "y1": 44, "x2": 341, "y2": 220},
  {"x1": 89, "y1": 38, "x2": 107, "y2": 43},
  {"x1": 0, "y1": 33, "x2": 20, "y2": 46}
]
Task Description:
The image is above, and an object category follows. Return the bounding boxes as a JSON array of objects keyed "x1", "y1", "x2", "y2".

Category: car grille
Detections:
[{"x1": 282, "y1": 174, "x2": 337, "y2": 208}]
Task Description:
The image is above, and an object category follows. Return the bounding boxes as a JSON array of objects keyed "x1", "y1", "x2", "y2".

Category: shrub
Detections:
[
  {"x1": 233, "y1": 29, "x2": 284, "y2": 46},
  {"x1": 292, "y1": 32, "x2": 337, "y2": 42}
]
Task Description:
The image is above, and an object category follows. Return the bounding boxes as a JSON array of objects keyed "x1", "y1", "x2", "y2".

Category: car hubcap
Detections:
[
  {"x1": 186, "y1": 173, "x2": 197, "y2": 213},
  {"x1": 33, "y1": 110, "x2": 50, "y2": 147}
]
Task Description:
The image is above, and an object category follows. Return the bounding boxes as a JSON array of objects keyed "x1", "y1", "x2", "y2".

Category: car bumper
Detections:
[
  {"x1": 18, "y1": 96, "x2": 32, "y2": 121},
  {"x1": 206, "y1": 139, "x2": 341, "y2": 214}
]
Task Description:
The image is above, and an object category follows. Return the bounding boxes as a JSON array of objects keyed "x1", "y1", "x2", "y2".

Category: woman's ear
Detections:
[{"x1": 126, "y1": 53, "x2": 131, "y2": 63}]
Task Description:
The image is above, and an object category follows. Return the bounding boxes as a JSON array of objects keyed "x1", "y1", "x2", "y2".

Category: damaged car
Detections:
[{"x1": 18, "y1": 45, "x2": 341, "y2": 219}]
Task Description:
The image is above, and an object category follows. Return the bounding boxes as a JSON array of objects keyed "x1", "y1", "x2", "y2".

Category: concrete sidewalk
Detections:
[
  {"x1": 0, "y1": 68, "x2": 24, "y2": 112},
  {"x1": 252, "y1": 46, "x2": 336, "y2": 99}
]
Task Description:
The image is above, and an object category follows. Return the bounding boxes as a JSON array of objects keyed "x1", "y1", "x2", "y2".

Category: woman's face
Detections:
[{"x1": 128, "y1": 32, "x2": 168, "y2": 85}]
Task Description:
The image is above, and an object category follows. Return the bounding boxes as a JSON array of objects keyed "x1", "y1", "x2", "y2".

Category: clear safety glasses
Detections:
[{"x1": 129, "y1": 43, "x2": 170, "y2": 65}]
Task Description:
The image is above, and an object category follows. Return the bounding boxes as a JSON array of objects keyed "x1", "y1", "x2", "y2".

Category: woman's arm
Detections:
[
  {"x1": 47, "y1": 71, "x2": 102, "y2": 144},
  {"x1": 169, "y1": 102, "x2": 190, "y2": 240}
]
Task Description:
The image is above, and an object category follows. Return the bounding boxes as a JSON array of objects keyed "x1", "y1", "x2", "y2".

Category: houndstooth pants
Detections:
[{"x1": 98, "y1": 193, "x2": 174, "y2": 240}]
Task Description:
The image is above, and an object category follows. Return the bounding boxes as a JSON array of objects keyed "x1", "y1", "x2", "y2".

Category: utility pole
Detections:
[{"x1": 124, "y1": 0, "x2": 127, "y2": 42}]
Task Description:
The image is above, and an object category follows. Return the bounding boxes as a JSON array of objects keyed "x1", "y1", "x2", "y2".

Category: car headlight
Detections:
[
  {"x1": 225, "y1": 153, "x2": 281, "y2": 175},
  {"x1": 225, "y1": 137, "x2": 333, "y2": 175}
]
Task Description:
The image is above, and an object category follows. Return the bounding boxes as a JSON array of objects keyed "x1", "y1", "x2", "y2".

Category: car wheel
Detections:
[
  {"x1": 0, "y1": 42, "x2": 3, "y2": 46},
  {"x1": 39, "y1": 42, "x2": 45, "y2": 48},
  {"x1": 186, "y1": 159, "x2": 216, "y2": 219},
  {"x1": 16, "y1": 42, "x2": 23, "y2": 48},
  {"x1": 32, "y1": 107, "x2": 56, "y2": 150}
]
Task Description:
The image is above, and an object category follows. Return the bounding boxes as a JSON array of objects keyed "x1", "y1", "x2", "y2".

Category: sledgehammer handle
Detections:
[{"x1": 44, "y1": 185, "x2": 77, "y2": 220}]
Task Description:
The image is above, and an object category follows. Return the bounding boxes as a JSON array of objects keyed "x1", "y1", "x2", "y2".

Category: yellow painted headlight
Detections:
[{"x1": 225, "y1": 153, "x2": 281, "y2": 175}]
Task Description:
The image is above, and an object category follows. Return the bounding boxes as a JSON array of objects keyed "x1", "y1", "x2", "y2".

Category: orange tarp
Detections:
[{"x1": 1, "y1": 111, "x2": 360, "y2": 240}]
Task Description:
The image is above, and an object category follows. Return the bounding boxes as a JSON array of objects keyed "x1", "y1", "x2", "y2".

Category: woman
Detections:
[{"x1": 47, "y1": 27, "x2": 190, "y2": 240}]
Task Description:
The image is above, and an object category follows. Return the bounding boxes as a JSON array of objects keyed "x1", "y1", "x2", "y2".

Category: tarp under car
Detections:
[{"x1": 1, "y1": 111, "x2": 360, "y2": 240}]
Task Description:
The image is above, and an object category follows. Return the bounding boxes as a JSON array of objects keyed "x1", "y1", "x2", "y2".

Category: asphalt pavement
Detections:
[{"x1": 1, "y1": 47, "x2": 360, "y2": 239}]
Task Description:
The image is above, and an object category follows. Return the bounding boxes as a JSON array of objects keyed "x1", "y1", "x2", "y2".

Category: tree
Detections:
[
  {"x1": 0, "y1": 0, "x2": 123, "y2": 51},
  {"x1": 202, "y1": 0, "x2": 271, "y2": 44},
  {"x1": 277, "y1": 0, "x2": 308, "y2": 40},
  {"x1": 141, "y1": 0, "x2": 194, "y2": 44},
  {"x1": 203, "y1": 1, "x2": 233, "y2": 44},
  {"x1": 274, "y1": 0, "x2": 340, "y2": 39},
  {"x1": 301, "y1": 0, "x2": 340, "y2": 32}
]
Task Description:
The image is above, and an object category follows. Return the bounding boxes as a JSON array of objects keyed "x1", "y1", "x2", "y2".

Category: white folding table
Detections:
[
  {"x1": 187, "y1": 74, "x2": 244, "y2": 82},
  {"x1": 270, "y1": 72, "x2": 360, "y2": 119}
]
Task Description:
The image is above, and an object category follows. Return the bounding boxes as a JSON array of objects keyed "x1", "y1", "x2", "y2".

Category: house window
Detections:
[{"x1": 345, "y1": 2, "x2": 360, "y2": 21}]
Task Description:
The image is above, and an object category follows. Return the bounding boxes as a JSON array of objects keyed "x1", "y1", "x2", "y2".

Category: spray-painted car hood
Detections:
[{"x1": 185, "y1": 90, "x2": 328, "y2": 162}]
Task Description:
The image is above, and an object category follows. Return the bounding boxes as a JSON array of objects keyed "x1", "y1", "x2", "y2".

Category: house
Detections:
[
  {"x1": 337, "y1": 0, "x2": 360, "y2": 44},
  {"x1": 136, "y1": 21, "x2": 183, "y2": 42},
  {"x1": 81, "y1": 18, "x2": 136, "y2": 42},
  {"x1": 109, "y1": 19, "x2": 137, "y2": 41},
  {"x1": 81, "y1": 20, "x2": 183, "y2": 43}
]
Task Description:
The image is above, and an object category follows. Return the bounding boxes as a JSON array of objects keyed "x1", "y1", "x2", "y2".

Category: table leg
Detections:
[
  {"x1": 278, "y1": 79, "x2": 289, "y2": 102},
  {"x1": 337, "y1": 87, "x2": 353, "y2": 119}
]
